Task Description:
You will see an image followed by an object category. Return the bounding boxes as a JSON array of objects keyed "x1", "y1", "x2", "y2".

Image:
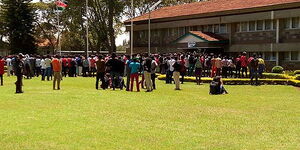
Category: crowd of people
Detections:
[{"x1": 0, "y1": 51, "x2": 265, "y2": 94}]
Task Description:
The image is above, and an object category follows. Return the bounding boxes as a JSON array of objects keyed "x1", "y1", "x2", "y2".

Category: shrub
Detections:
[
  {"x1": 272, "y1": 66, "x2": 284, "y2": 73},
  {"x1": 295, "y1": 75, "x2": 300, "y2": 81},
  {"x1": 263, "y1": 73, "x2": 292, "y2": 79},
  {"x1": 294, "y1": 70, "x2": 300, "y2": 75}
]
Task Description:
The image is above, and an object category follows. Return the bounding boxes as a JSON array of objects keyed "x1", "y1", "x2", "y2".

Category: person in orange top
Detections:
[
  {"x1": 0, "y1": 56, "x2": 5, "y2": 86},
  {"x1": 52, "y1": 55, "x2": 62, "y2": 90}
]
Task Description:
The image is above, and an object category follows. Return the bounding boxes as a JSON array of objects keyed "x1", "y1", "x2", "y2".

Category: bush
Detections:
[
  {"x1": 263, "y1": 73, "x2": 292, "y2": 79},
  {"x1": 295, "y1": 75, "x2": 300, "y2": 81},
  {"x1": 272, "y1": 66, "x2": 284, "y2": 73},
  {"x1": 294, "y1": 70, "x2": 300, "y2": 75}
]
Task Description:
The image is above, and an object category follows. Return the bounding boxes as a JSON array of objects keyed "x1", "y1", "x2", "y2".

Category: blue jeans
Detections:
[{"x1": 44, "y1": 67, "x2": 51, "y2": 81}]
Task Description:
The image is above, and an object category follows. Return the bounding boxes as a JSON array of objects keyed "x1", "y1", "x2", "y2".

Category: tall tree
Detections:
[{"x1": 2, "y1": 0, "x2": 37, "y2": 54}]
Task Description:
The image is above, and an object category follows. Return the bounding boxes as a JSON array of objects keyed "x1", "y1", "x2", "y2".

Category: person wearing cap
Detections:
[
  {"x1": 0, "y1": 56, "x2": 5, "y2": 86},
  {"x1": 14, "y1": 54, "x2": 25, "y2": 93},
  {"x1": 52, "y1": 55, "x2": 62, "y2": 90}
]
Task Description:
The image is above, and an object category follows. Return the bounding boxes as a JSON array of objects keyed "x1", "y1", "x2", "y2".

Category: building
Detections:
[{"x1": 125, "y1": 0, "x2": 300, "y2": 70}]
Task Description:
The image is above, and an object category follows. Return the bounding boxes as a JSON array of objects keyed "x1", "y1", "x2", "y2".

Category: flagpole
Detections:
[
  {"x1": 86, "y1": 0, "x2": 89, "y2": 58},
  {"x1": 130, "y1": 0, "x2": 134, "y2": 57}
]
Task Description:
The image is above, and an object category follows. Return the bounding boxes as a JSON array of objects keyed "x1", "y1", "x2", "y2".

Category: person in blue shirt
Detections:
[{"x1": 129, "y1": 58, "x2": 141, "y2": 92}]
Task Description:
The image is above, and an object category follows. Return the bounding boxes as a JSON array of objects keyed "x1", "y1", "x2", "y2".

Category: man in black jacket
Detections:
[{"x1": 14, "y1": 54, "x2": 25, "y2": 94}]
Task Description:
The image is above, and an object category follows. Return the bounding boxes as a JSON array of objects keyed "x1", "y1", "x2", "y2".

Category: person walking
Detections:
[
  {"x1": 129, "y1": 58, "x2": 141, "y2": 92},
  {"x1": 179, "y1": 55, "x2": 186, "y2": 84},
  {"x1": 240, "y1": 52, "x2": 248, "y2": 78},
  {"x1": 95, "y1": 55, "x2": 106, "y2": 90},
  {"x1": 52, "y1": 55, "x2": 62, "y2": 90},
  {"x1": 14, "y1": 54, "x2": 25, "y2": 94},
  {"x1": 173, "y1": 57, "x2": 182, "y2": 90},
  {"x1": 151, "y1": 56, "x2": 158, "y2": 89},
  {"x1": 258, "y1": 55, "x2": 265, "y2": 78},
  {"x1": 0, "y1": 56, "x2": 5, "y2": 86}
]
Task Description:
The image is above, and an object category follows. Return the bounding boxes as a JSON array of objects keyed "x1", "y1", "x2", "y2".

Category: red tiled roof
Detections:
[
  {"x1": 127, "y1": 0, "x2": 300, "y2": 23},
  {"x1": 189, "y1": 31, "x2": 227, "y2": 41}
]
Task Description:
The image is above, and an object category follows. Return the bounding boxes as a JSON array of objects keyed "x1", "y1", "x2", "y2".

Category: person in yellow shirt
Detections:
[
  {"x1": 52, "y1": 55, "x2": 62, "y2": 90},
  {"x1": 258, "y1": 55, "x2": 265, "y2": 78}
]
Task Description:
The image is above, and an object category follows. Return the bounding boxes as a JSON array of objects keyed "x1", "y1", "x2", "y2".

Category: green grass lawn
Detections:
[{"x1": 0, "y1": 76, "x2": 299, "y2": 150}]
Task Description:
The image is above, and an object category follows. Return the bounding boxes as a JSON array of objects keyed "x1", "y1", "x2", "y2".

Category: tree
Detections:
[{"x1": 2, "y1": 0, "x2": 37, "y2": 54}]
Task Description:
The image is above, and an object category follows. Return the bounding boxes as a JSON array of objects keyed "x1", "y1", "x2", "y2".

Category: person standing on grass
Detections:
[
  {"x1": 194, "y1": 55, "x2": 203, "y2": 85},
  {"x1": 0, "y1": 56, "x2": 5, "y2": 86},
  {"x1": 125, "y1": 55, "x2": 132, "y2": 91},
  {"x1": 173, "y1": 57, "x2": 182, "y2": 90},
  {"x1": 106, "y1": 53, "x2": 123, "y2": 90},
  {"x1": 235, "y1": 55, "x2": 242, "y2": 78},
  {"x1": 258, "y1": 55, "x2": 265, "y2": 78},
  {"x1": 52, "y1": 55, "x2": 62, "y2": 90},
  {"x1": 35, "y1": 56, "x2": 41, "y2": 77},
  {"x1": 129, "y1": 58, "x2": 141, "y2": 92},
  {"x1": 44, "y1": 55, "x2": 52, "y2": 81},
  {"x1": 215, "y1": 55, "x2": 222, "y2": 77},
  {"x1": 240, "y1": 52, "x2": 248, "y2": 78},
  {"x1": 95, "y1": 55, "x2": 106, "y2": 90},
  {"x1": 14, "y1": 54, "x2": 25, "y2": 94},
  {"x1": 179, "y1": 55, "x2": 186, "y2": 84},
  {"x1": 250, "y1": 54, "x2": 259, "y2": 86},
  {"x1": 151, "y1": 56, "x2": 158, "y2": 90},
  {"x1": 144, "y1": 56, "x2": 153, "y2": 92},
  {"x1": 6, "y1": 56, "x2": 12, "y2": 76}
]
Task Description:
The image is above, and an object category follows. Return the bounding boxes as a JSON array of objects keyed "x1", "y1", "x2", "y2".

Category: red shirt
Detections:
[
  {"x1": 67, "y1": 58, "x2": 72, "y2": 67},
  {"x1": 90, "y1": 58, "x2": 96, "y2": 68},
  {"x1": 52, "y1": 59, "x2": 61, "y2": 72},
  {"x1": 0, "y1": 59, "x2": 4, "y2": 75},
  {"x1": 240, "y1": 56, "x2": 248, "y2": 67},
  {"x1": 62, "y1": 58, "x2": 67, "y2": 67}
]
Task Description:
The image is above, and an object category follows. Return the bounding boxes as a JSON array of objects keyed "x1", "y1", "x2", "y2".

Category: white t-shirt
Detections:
[
  {"x1": 6, "y1": 58, "x2": 12, "y2": 66},
  {"x1": 41, "y1": 59, "x2": 46, "y2": 69},
  {"x1": 168, "y1": 59, "x2": 176, "y2": 72},
  {"x1": 44, "y1": 58, "x2": 51, "y2": 68}
]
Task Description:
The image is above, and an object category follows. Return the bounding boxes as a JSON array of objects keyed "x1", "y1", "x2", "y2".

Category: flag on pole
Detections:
[{"x1": 55, "y1": 0, "x2": 68, "y2": 11}]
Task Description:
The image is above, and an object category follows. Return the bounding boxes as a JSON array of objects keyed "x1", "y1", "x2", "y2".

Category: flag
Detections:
[{"x1": 55, "y1": 0, "x2": 68, "y2": 11}]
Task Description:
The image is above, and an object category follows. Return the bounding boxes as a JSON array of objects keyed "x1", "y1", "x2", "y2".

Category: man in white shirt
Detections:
[
  {"x1": 166, "y1": 56, "x2": 176, "y2": 84},
  {"x1": 6, "y1": 57, "x2": 12, "y2": 76},
  {"x1": 44, "y1": 56, "x2": 52, "y2": 81},
  {"x1": 41, "y1": 57, "x2": 46, "y2": 81}
]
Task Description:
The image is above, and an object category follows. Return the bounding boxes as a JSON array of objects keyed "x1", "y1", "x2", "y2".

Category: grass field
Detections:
[{"x1": 0, "y1": 76, "x2": 299, "y2": 150}]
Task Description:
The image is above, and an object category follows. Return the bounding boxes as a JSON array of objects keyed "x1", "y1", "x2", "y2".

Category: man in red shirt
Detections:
[
  {"x1": 240, "y1": 52, "x2": 248, "y2": 78},
  {"x1": 0, "y1": 56, "x2": 5, "y2": 86},
  {"x1": 52, "y1": 55, "x2": 62, "y2": 90}
]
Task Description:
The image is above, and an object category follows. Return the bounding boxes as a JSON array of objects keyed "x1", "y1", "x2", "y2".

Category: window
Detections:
[
  {"x1": 265, "y1": 52, "x2": 277, "y2": 61},
  {"x1": 283, "y1": 52, "x2": 290, "y2": 61},
  {"x1": 191, "y1": 26, "x2": 198, "y2": 31},
  {"x1": 292, "y1": 17, "x2": 299, "y2": 28},
  {"x1": 284, "y1": 18, "x2": 291, "y2": 29},
  {"x1": 236, "y1": 23, "x2": 241, "y2": 32},
  {"x1": 256, "y1": 20, "x2": 264, "y2": 30},
  {"x1": 197, "y1": 26, "x2": 203, "y2": 31},
  {"x1": 265, "y1": 19, "x2": 272, "y2": 30},
  {"x1": 273, "y1": 20, "x2": 277, "y2": 30},
  {"x1": 213, "y1": 24, "x2": 219, "y2": 33},
  {"x1": 249, "y1": 21, "x2": 256, "y2": 31},
  {"x1": 220, "y1": 24, "x2": 227, "y2": 33},
  {"x1": 203, "y1": 25, "x2": 208, "y2": 32},
  {"x1": 241, "y1": 22, "x2": 248, "y2": 32},
  {"x1": 208, "y1": 25, "x2": 213, "y2": 32},
  {"x1": 179, "y1": 27, "x2": 185, "y2": 36},
  {"x1": 291, "y1": 51, "x2": 299, "y2": 60},
  {"x1": 185, "y1": 26, "x2": 190, "y2": 34}
]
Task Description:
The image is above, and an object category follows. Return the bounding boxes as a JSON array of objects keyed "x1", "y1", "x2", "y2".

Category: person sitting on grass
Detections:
[{"x1": 210, "y1": 76, "x2": 228, "y2": 95}]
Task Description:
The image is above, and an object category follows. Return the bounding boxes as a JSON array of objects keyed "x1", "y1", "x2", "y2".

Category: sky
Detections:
[{"x1": 32, "y1": 0, "x2": 128, "y2": 46}]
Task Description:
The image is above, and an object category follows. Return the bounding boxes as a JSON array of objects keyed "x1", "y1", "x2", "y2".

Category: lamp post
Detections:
[
  {"x1": 86, "y1": 0, "x2": 89, "y2": 57},
  {"x1": 148, "y1": 0, "x2": 162, "y2": 55},
  {"x1": 130, "y1": 0, "x2": 134, "y2": 57}
]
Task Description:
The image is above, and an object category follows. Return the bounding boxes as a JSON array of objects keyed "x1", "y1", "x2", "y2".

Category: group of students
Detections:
[{"x1": 0, "y1": 51, "x2": 264, "y2": 94}]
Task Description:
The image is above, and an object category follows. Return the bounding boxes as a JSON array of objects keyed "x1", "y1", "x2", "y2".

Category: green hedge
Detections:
[
  {"x1": 157, "y1": 75, "x2": 300, "y2": 87},
  {"x1": 294, "y1": 70, "x2": 300, "y2": 75},
  {"x1": 272, "y1": 66, "x2": 284, "y2": 73},
  {"x1": 262, "y1": 73, "x2": 293, "y2": 79}
]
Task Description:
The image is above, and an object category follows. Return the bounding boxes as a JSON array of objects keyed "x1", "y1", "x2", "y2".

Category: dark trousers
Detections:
[
  {"x1": 180, "y1": 72, "x2": 185, "y2": 84},
  {"x1": 236, "y1": 67, "x2": 241, "y2": 78},
  {"x1": 166, "y1": 71, "x2": 173, "y2": 84},
  {"x1": 250, "y1": 69, "x2": 259, "y2": 85},
  {"x1": 151, "y1": 73, "x2": 156, "y2": 89},
  {"x1": 222, "y1": 67, "x2": 228, "y2": 78},
  {"x1": 62, "y1": 66, "x2": 68, "y2": 77},
  {"x1": 126, "y1": 71, "x2": 131, "y2": 91},
  {"x1": 0, "y1": 74, "x2": 3, "y2": 85},
  {"x1": 241, "y1": 67, "x2": 248, "y2": 78},
  {"x1": 96, "y1": 72, "x2": 105, "y2": 89},
  {"x1": 15, "y1": 75, "x2": 23, "y2": 93},
  {"x1": 35, "y1": 67, "x2": 41, "y2": 77},
  {"x1": 82, "y1": 67, "x2": 89, "y2": 77}
]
